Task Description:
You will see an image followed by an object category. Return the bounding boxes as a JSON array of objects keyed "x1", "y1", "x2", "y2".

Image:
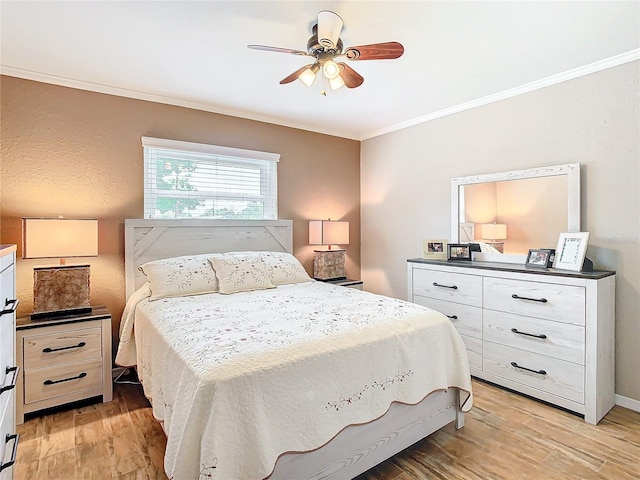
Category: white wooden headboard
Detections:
[{"x1": 124, "y1": 219, "x2": 293, "y2": 298}]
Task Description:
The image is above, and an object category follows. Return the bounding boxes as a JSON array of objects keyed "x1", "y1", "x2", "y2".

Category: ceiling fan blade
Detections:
[
  {"x1": 317, "y1": 10, "x2": 343, "y2": 49},
  {"x1": 338, "y1": 63, "x2": 364, "y2": 88},
  {"x1": 247, "y1": 45, "x2": 309, "y2": 56},
  {"x1": 280, "y1": 64, "x2": 314, "y2": 85},
  {"x1": 344, "y1": 42, "x2": 404, "y2": 60}
]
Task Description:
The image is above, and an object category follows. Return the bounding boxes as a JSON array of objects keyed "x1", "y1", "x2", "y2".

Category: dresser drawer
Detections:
[
  {"x1": 483, "y1": 341, "x2": 584, "y2": 404},
  {"x1": 414, "y1": 296, "x2": 482, "y2": 339},
  {"x1": 483, "y1": 277, "x2": 585, "y2": 325},
  {"x1": 460, "y1": 334, "x2": 482, "y2": 370},
  {"x1": 0, "y1": 396, "x2": 16, "y2": 477},
  {"x1": 24, "y1": 359, "x2": 103, "y2": 405},
  {"x1": 23, "y1": 326, "x2": 102, "y2": 370},
  {"x1": 413, "y1": 269, "x2": 482, "y2": 307},
  {"x1": 484, "y1": 310, "x2": 585, "y2": 364}
]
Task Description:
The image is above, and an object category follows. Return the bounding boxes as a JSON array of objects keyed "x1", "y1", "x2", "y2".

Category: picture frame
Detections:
[
  {"x1": 552, "y1": 232, "x2": 590, "y2": 271},
  {"x1": 422, "y1": 239, "x2": 448, "y2": 260},
  {"x1": 525, "y1": 248, "x2": 555, "y2": 268},
  {"x1": 447, "y1": 243, "x2": 472, "y2": 261}
]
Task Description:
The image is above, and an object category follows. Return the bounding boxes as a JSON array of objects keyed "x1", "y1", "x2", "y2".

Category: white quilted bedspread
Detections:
[{"x1": 116, "y1": 281, "x2": 472, "y2": 480}]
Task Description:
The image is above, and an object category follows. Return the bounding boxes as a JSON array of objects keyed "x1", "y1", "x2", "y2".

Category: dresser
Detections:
[
  {"x1": 15, "y1": 307, "x2": 113, "y2": 424},
  {"x1": 0, "y1": 246, "x2": 18, "y2": 479},
  {"x1": 407, "y1": 258, "x2": 616, "y2": 425}
]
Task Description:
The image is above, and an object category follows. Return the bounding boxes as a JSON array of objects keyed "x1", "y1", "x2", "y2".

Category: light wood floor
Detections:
[{"x1": 15, "y1": 379, "x2": 640, "y2": 479}]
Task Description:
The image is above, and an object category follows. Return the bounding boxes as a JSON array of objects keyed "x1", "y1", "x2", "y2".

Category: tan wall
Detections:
[
  {"x1": 361, "y1": 61, "x2": 640, "y2": 401},
  {"x1": 0, "y1": 76, "x2": 361, "y2": 352}
]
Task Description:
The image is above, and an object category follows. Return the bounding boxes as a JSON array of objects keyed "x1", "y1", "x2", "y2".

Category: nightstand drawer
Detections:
[
  {"x1": 24, "y1": 359, "x2": 103, "y2": 405},
  {"x1": 412, "y1": 269, "x2": 482, "y2": 307},
  {"x1": 23, "y1": 327, "x2": 102, "y2": 370},
  {"x1": 483, "y1": 277, "x2": 585, "y2": 325}
]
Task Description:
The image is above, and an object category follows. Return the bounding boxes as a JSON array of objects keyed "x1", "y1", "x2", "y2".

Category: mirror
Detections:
[{"x1": 451, "y1": 163, "x2": 581, "y2": 263}]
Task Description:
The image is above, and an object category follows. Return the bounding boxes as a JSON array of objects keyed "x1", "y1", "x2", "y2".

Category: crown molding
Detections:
[
  {"x1": 2, "y1": 48, "x2": 638, "y2": 142},
  {"x1": 360, "y1": 48, "x2": 640, "y2": 140}
]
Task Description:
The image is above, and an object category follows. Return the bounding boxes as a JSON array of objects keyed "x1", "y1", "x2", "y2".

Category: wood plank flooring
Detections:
[{"x1": 15, "y1": 379, "x2": 640, "y2": 479}]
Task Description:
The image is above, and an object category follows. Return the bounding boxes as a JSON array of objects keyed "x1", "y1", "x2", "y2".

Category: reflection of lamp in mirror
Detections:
[
  {"x1": 481, "y1": 222, "x2": 507, "y2": 253},
  {"x1": 23, "y1": 217, "x2": 98, "y2": 319},
  {"x1": 309, "y1": 219, "x2": 349, "y2": 280}
]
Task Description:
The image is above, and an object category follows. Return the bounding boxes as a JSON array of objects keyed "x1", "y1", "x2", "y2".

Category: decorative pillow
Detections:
[
  {"x1": 139, "y1": 254, "x2": 219, "y2": 300},
  {"x1": 208, "y1": 254, "x2": 275, "y2": 294},
  {"x1": 258, "y1": 252, "x2": 312, "y2": 285}
]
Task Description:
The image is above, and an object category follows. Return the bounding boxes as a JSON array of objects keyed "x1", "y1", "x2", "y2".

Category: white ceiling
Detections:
[{"x1": 1, "y1": 1, "x2": 638, "y2": 141}]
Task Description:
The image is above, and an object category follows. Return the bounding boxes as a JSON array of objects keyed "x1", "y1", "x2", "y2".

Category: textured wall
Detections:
[
  {"x1": 361, "y1": 61, "x2": 640, "y2": 401},
  {"x1": 0, "y1": 76, "x2": 361, "y2": 353}
]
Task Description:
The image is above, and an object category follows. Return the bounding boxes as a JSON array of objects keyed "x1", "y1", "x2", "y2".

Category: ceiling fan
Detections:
[{"x1": 248, "y1": 10, "x2": 404, "y2": 92}]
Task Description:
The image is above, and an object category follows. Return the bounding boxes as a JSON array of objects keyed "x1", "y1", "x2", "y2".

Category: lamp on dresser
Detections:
[
  {"x1": 481, "y1": 222, "x2": 507, "y2": 253},
  {"x1": 22, "y1": 217, "x2": 98, "y2": 319},
  {"x1": 309, "y1": 219, "x2": 349, "y2": 280}
]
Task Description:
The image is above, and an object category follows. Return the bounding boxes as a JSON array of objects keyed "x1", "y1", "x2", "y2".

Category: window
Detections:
[{"x1": 142, "y1": 137, "x2": 279, "y2": 219}]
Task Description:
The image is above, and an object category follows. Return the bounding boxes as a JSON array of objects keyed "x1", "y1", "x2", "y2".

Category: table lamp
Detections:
[
  {"x1": 23, "y1": 217, "x2": 98, "y2": 319},
  {"x1": 481, "y1": 222, "x2": 507, "y2": 253},
  {"x1": 309, "y1": 219, "x2": 349, "y2": 280}
]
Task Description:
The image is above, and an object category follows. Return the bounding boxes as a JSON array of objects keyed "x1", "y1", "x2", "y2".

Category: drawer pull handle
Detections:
[
  {"x1": 0, "y1": 298, "x2": 19, "y2": 317},
  {"x1": 0, "y1": 433, "x2": 20, "y2": 472},
  {"x1": 511, "y1": 362, "x2": 546, "y2": 376},
  {"x1": 446, "y1": 315, "x2": 458, "y2": 320},
  {"x1": 43, "y1": 341, "x2": 86, "y2": 353},
  {"x1": 511, "y1": 328, "x2": 547, "y2": 340},
  {"x1": 44, "y1": 372, "x2": 87, "y2": 386},
  {"x1": 0, "y1": 366, "x2": 19, "y2": 395},
  {"x1": 511, "y1": 294, "x2": 547, "y2": 303},
  {"x1": 433, "y1": 282, "x2": 458, "y2": 290}
]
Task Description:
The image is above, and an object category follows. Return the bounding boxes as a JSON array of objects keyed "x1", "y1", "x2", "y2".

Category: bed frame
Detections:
[{"x1": 124, "y1": 218, "x2": 465, "y2": 480}]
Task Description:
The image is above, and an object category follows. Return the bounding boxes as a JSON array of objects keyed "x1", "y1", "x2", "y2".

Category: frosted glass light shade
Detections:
[
  {"x1": 322, "y1": 60, "x2": 340, "y2": 79},
  {"x1": 309, "y1": 220, "x2": 349, "y2": 246},
  {"x1": 23, "y1": 218, "x2": 98, "y2": 259},
  {"x1": 298, "y1": 64, "x2": 320, "y2": 87},
  {"x1": 481, "y1": 223, "x2": 507, "y2": 241}
]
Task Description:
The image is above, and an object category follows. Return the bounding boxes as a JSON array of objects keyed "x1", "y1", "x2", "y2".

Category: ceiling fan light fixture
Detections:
[
  {"x1": 317, "y1": 11, "x2": 343, "y2": 49},
  {"x1": 323, "y1": 60, "x2": 340, "y2": 79},
  {"x1": 298, "y1": 64, "x2": 320, "y2": 87},
  {"x1": 329, "y1": 75, "x2": 345, "y2": 91}
]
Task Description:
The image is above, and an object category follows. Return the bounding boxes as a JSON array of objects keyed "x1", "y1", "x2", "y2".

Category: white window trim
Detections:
[{"x1": 141, "y1": 137, "x2": 280, "y2": 163}]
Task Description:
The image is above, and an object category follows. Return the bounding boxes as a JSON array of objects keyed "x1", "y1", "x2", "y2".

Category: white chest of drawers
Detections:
[
  {"x1": 407, "y1": 258, "x2": 616, "y2": 425},
  {"x1": 0, "y1": 246, "x2": 18, "y2": 480}
]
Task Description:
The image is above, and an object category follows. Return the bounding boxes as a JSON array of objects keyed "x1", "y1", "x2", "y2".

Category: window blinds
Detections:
[{"x1": 142, "y1": 137, "x2": 279, "y2": 219}]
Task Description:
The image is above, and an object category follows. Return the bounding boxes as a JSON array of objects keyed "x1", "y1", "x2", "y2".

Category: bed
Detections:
[{"x1": 117, "y1": 219, "x2": 472, "y2": 480}]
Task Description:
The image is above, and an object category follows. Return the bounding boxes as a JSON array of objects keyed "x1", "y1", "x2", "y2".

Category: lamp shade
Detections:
[
  {"x1": 309, "y1": 220, "x2": 349, "y2": 246},
  {"x1": 23, "y1": 218, "x2": 98, "y2": 259},
  {"x1": 481, "y1": 223, "x2": 507, "y2": 241}
]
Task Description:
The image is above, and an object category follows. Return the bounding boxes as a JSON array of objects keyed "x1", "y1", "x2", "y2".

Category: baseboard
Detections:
[{"x1": 615, "y1": 394, "x2": 640, "y2": 413}]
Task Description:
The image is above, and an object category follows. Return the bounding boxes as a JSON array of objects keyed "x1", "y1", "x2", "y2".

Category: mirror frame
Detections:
[{"x1": 451, "y1": 163, "x2": 581, "y2": 264}]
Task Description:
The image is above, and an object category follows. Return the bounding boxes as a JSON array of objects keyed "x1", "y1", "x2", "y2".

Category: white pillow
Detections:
[
  {"x1": 226, "y1": 251, "x2": 311, "y2": 285},
  {"x1": 208, "y1": 254, "x2": 275, "y2": 294},
  {"x1": 139, "y1": 254, "x2": 219, "y2": 300}
]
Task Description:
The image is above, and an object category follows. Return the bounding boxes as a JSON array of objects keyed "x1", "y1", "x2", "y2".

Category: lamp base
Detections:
[
  {"x1": 33, "y1": 264, "x2": 91, "y2": 318},
  {"x1": 313, "y1": 249, "x2": 346, "y2": 281}
]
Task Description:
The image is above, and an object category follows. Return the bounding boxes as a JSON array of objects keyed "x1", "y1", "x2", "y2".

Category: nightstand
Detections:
[
  {"x1": 322, "y1": 278, "x2": 363, "y2": 290},
  {"x1": 15, "y1": 306, "x2": 113, "y2": 424}
]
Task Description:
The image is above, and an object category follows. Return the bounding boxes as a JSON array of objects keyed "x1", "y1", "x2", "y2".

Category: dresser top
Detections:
[
  {"x1": 407, "y1": 258, "x2": 615, "y2": 279},
  {"x1": 0, "y1": 244, "x2": 17, "y2": 257}
]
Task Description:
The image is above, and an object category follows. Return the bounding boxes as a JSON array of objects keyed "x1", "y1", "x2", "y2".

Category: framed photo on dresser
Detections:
[{"x1": 553, "y1": 232, "x2": 590, "y2": 271}]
